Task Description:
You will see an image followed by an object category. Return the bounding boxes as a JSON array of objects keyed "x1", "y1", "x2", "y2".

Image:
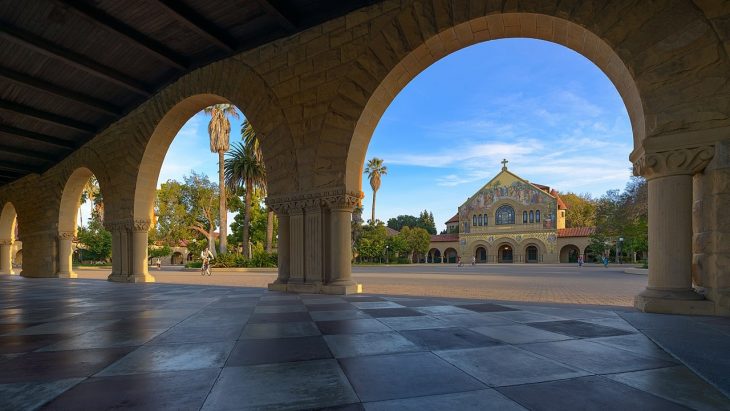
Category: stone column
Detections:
[
  {"x1": 131, "y1": 220, "x2": 154, "y2": 282},
  {"x1": 323, "y1": 192, "x2": 360, "y2": 294},
  {"x1": 288, "y1": 205, "x2": 305, "y2": 284},
  {"x1": 106, "y1": 219, "x2": 155, "y2": 283},
  {"x1": 56, "y1": 231, "x2": 76, "y2": 278},
  {"x1": 0, "y1": 239, "x2": 14, "y2": 275},
  {"x1": 270, "y1": 204, "x2": 290, "y2": 285},
  {"x1": 304, "y1": 200, "x2": 324, "y2": 286},
  {"x1": 634, "y1": 146, "x2": 715, "y2": 314}
]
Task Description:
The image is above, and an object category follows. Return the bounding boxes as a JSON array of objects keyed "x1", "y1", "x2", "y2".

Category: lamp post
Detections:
[
  {"x1": 385, "y1": 245, "x2": 389, "y2": 265},
  {"x1": 617, "y1": 237, "x2": 623, "y2": 264}
]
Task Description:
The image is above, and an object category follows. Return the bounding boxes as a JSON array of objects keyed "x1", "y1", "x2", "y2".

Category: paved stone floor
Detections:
[
  {"x1": 77, "y1": 263, "x2": 647, "y2": 306},
  {"x1": 1, "y1": 276, "x2": 728, "y2": 410}
]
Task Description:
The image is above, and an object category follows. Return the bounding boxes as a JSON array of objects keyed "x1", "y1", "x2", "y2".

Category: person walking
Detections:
[
  {"x1": 577, "y1": 255, "x2": 583, "y2": 268},
  {"x1": 200, "y1": 247, "x2": 214, "y2": 276},
  {"x1": 602, "y1": 255, "x2": 609, "y2": 268},
  {"x1": 471, "y1": 255, "x2": 476, "y2": 266},
  {"x1": 457, "y1": 255, "x2": 463, "y2": 267}
]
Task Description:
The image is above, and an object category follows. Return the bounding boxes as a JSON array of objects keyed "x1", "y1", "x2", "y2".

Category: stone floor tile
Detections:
[
  {"x1": 38, "y1": 328, "x2": 166, "y2": 351},
  {"x1": 589, "y1": 333, "x2": 675, "y2": 361},
  {"x1": 527, "y1": 320, "x2": 634, "y2": 338},
  {"x1": 202, "y1": 359, "x2": 357, "y2": 410},
  {"x1": 0, "y1": 334, "x2": 71, "y2": 354},
  {"x1": 343, "y1": 296, "x2": 386, "y2": 302},
  {"x1": 0, "y1": 347, "x2": 135, "y2": 383},
  {"x1": 520, "y1": 339, "x2": 677, "y2": 374},
  {"x1": 471, "y1": 324, "x2": 572, "y2": 345},
  {"x1": 226, "y1": 336, "x2": 333, "y2": 366},
  {"x1": 0, "y1": 378, "x2": 83, "y2": 411},
  {"x1": 317, "y1": 319, "x2": 392, "y2": 335},
  {"x1": 435, "y1": 345, "x2": 589, "y2": 387},
  {"x1": 400, "y1": 327, "x2": 501, "y2": 350},
  {"x1": 8, "y1": 320, "x2": 118, "y2": 336},
  {"x1": 339, "y1": 352, "x2": 485, "y2": 402},
  {"x1": 497, "y1": 375, "x2": 691, "y2": 411},
  {"x1": 247, "y1": 311, "x2": 312, "y2": 323},
  {"x1": 240, "y1": 321, "x2": 320, "y2": 339},
  {"x1": 149, "y1": 324, "x2": 243, "y2": 344},
  {"x1": 257, "y1": 299, "x2": 303, "y2": 306},
  {"x1": 377, "y1": 315, "x2": 450, "y2": 331},
  {"x1": 393, "y1": 299, "x2": 449, "y2": 308},
  {"x1": 302, "y1": 297, "x2": 348, "y2": 305},
  {"x1": 310, "y1": 310, "x2": 373, "y2": 322},
  {"x1": 40, "y1": 369, "x2": 219, "y2": 411},
  {"x1": 437, "y1": 313, "x2": 514, "y2": 327},
  {"x1": 254, "y1": 305, "x2": 307, "y2": 314},
  {"x1": 352, "y1": 301, "x2": 404, "y2": 309},
  {"x1": 307, "y1": 303, "x2": 357, "y2": 311},
  {"x1": 484, "y1": 311, "x2": 567, "y2": 323},
  {"x1": 324, "y1": 332, "x2": 421, "y2": 358},
  {"x1": 457, "y1": 303, "x2": 519, "y2": 313},
  {"x1": 96, "y1": 341, "x2": 235, "y2": 376},
  {"x1": 414, "y1": 306, "x2": 479, "y2": 315},
  {"x1": 362, "y1": 308, "x2": 425, "y2": 318},
  {"x1": 363, "y1": 388, "x2": 527, "y2": 411}
]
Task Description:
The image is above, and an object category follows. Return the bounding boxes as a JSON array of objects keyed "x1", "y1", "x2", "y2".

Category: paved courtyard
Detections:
[
  {"x1": 76, "y1": 264, "x2": 648, "y2": 307},
  {"x1": 0, "y1": 275, "x2": 729, "y2": 410}
]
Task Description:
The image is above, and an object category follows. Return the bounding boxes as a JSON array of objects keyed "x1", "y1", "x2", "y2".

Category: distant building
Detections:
[{"x1": 427, "y1": 161, "x2": 594, "y2": 263}]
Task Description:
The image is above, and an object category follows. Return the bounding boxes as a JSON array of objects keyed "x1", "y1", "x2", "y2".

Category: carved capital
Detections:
[
  {"x1": 58, "y1": 231, "x2": 74, "y2": 240},
  {"x1": 322, "y1": 192, "x2": 361, "y2": 212},
  {"x1": 0, "y1": 239, "x2": 13, "y2": 246},
  {"x1": 633, "y1": 146, "x2": 715, "y2": 179},
  {"x1": 132, "y1": 219, "x2": 151, "y2": 232}
]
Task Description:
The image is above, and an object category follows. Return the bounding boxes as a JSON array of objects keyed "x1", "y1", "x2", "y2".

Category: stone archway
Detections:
[
  {"x1": 560, "y1": 245, "x2": 580, "y2": 263},
  {"x1": 475, "y1": 246, "x2": 487, "y2": 263},
  {"x1": 443, "y1": 247, "x2": 458, "y2": 264},
  {"x1": 0, "y1": 203, "x2": 17, "y2": 275},
  {"x1": 525, "y1": 245, "x2": 539, "y2": 263},
  {"x1": 427, "y1": 248, "x2": 441, "y2": 263},
  {"x1": 497, "y1": 243, "x2": 514, "y2": 263},
  {"x1": 14, "y1": 249, "x2": 22, "y2": 268}
]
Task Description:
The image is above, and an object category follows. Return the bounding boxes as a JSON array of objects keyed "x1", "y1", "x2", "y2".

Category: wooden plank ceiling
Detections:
[{"x1": 0, "y1": 0, "x2": 377, "y2": 186}]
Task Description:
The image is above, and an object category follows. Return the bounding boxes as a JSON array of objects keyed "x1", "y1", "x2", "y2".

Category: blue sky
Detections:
[{"x1": 110, "y1": 38, "x2": 633, "y2": 233}]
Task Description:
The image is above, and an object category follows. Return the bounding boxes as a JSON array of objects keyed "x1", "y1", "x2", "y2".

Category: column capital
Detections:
[
  {"x1": 633, "y1": 146, "x2": 714, "y2": 179},
  {"x1": 322, "y1": 192, "x2": 361, "y2": 212},
  {"x1": 57, "y1": 231, "x2": 74, "y2": 240},
  {"x1": 132, "y1": 219, "x2": 151, "y2": 232},
  {"x1": 0, "y1": 239, "x2": 13, "y2": 246}
]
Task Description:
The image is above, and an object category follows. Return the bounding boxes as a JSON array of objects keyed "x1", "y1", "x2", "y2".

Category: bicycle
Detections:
[{"x1": 201, "y1": 258, "x2": 211, "y2": 276}]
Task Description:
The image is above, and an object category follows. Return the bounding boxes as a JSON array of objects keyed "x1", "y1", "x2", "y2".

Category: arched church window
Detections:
[
  {"x1": 483, "y1": 214, "x2": 488, "y2": 226},
  {"x1": 478, "y1": 214, "x2": 483, "y2": 226},
  {"x1": 522, "y1": 211, "x2": 528, "y2": 223},
  {"x1": 536, "y1": 210, "x2": 541, "y2": 222},
  {"x1": 529, "y1": 211, "x2": 534, "y2": 223},
  {"x1": 496, "y1": 205, "x2": 515, "y2": 225},
  {"x1": 473, "y1": 215, "x2": 477, "y2": 226}
]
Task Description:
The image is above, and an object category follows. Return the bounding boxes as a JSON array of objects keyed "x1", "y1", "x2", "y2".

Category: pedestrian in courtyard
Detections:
[
  {"x1": 155, "y1": 258, "x2": 161, "y2": 269},
  {"x1": 578, "y1": 255, "x2": 583, "y2": 268},
  {"x1": 457, "y1": 256, "x2": 463, "y2": 267},
  {"x1": 472, "y1": 256, "x2": 476, "y2": 266},
  {"x1": 602, "y1": 256, "x2": 609, "y2": 268}
]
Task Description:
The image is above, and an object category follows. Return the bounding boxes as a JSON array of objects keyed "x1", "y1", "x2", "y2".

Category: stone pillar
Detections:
[
  {"x1": 323, "y1": 192, "x2": 359, "y2": 294},
  {"x1": 288, "y1": 205, "x2": 305, "y2": 284},
  {"x1": 56, "y1": 231, "x2": 76, "y2": 278},
  {"x1": 106, "y1": 219, "x2": 155, "y2": 283},
  {"x1": 0, "y1": 240, "x2": 14, "y2": 275},
  {"x1": 270, "y1": 205, "x2": 290, "y2": 285},
  {"x1": 634, "y1": 146, "x2": 715, "y2": 314},
  {"x1": 304, "y1": 200, "x2": 324, "y2": 286}
]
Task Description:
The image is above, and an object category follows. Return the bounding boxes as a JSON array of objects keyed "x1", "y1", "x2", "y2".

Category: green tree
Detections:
[
  {"x1": 149, "y1": 245, "x2": 172, "y2": 259},
  {"x1": 225, "y1": 133, "x2": 266, "y2": 258},
  {"x1": 560, "y1": 192, "x2": 596, "y2": 228},
  {"x1": 398, "y1": 226, "x2": 431, "y2": 262},
  {"x1": 387, "y1": 211, "x2": 436, "y2": 234},
  {"x1": 354, "y1": 223, "x2": 388, "y2": 262},
  {"x1": 76, "y1": 218, "x2": 111, "y2": 261},
  {"x1": 364, "y1": 158, "x2": 387, "y2": 223},
  {"x1": 204, "y1": 104, "x2": 239, "y2": 255},
  {"x1": 240, "y1": 120, "x2": 276, "y2": 253}
]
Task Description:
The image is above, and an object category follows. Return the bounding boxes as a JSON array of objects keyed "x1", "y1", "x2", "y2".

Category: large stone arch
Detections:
[
  {"x1": 520, "y1": 238, "x2": 547, "y2": 263},
  {"x1": 560, "y1": 244, "x2": 581, "y2": 263},
  {"x1": 0, "y1": 202, "x2": 17, "y2": 275}
]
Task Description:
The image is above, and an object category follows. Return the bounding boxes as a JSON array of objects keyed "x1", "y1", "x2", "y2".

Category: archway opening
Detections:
[
  {"x1": 0, "y1": 202, "x2": 18, "y2": 275},
  {"x1": 498, "y1": 244, "x2": 513, "y2": 263},
  {"x1": 59, "y1": 168, "x2": 106, "y2": 277},
  {"x1": 526, "y1": 245, "x2": 539, "y2": 263},
  {"x1": 443, "y1": 247, "x2": 457, "y2": 264},
  {"x1": 427, "y1": 248, "x2": 441, "y2": 263},
  {"x1": 560, "y1": 245, "x2": 581, "y2": 263},
  {"x1": 475, "y1": 246, "x2": 487, "y2": 263}
]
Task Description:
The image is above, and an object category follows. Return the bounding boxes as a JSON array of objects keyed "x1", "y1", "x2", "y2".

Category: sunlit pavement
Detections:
[
  {"x1": 0, "y1": 275, "x2": 728, "y2": 410},
  {"x1": 78, "y1": 263, "x2": 647, "y2": 307}
]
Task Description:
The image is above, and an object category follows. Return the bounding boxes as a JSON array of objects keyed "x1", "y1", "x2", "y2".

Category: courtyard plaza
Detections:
[{"x1": 1, "y1": 268, "x2": 729, "y2": 410}]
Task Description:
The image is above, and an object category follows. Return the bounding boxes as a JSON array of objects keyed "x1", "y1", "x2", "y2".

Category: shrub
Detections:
[{"x1": 185, "y1": 261, "x2": 202, "y2": 268}]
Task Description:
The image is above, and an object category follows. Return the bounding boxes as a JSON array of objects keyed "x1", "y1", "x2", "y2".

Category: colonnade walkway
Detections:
[{"x1": 0, "y1": 276, "x2": 728, "y2": 410}]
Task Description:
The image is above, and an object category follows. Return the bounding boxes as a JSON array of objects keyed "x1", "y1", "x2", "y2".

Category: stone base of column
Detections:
[
  {"x1": 107, "y1": 273, "x2": 156, "y2": 283},
  {"x1": 635, "y1": 288, "x2": 715, "y2": 315},
  {"x1": 267, "y1": 281, "x2": 360, "y2": 295},
  {"x1": 20, "y1": 271, "x2": 56, "y2": 278},
  {"x1": 57, "y1": 272, "x2": 78, "y2": 279},
  {"x1": 0, "y1": 270, "x2": 16, "y2": 275}
]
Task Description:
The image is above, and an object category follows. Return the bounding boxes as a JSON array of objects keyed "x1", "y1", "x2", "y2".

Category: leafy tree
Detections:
[
  {"x1": 560, "y1": 192, "x2": 596, "y2": 228},
  {"x1": 228, "y1": 190, "x2": 276, "y2": 253},
  {"x1": 354, "y1": 222, "x2": 388, "y2": 262},
  {"x1": 418, "y1": 210, "x2": 436, "y2": 234},
  {"x1": 225, "y1": 127, "x2": 266, "y2": 258},
  {"x1": 76, "y1": 218, "x2": 111, "y2": 261},
  {"x1": 386, "y1": 233, "x2": 408, "y2": 260},
  {"x1": 398, "y1": 226, "x2": 431, "y2": 262},
  {"x1": 364, "y1": 158, "x2": 387, "y2": 223},
  {"x1": 80, "y1": 176, "x2": 104, "y2": 226},
  {"x1": 387, "y1": 211, "x2": 436, "y2": 234},
  {"x1": 149, "y1": 245, "x2": 172, "y2": 259},
  {"x1": 204, "y1": 104, "x2": 239, "y2": 255}
]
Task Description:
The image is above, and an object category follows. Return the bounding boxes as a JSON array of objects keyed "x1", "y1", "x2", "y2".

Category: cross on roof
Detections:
[{"x1": 501, "y1": 158, "x2": 508, "y2": 170}]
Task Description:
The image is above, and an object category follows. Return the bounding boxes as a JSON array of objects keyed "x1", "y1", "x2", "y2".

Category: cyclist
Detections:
[{"x1": 200, "y1": 247, "x2": 214, "y2": 276}]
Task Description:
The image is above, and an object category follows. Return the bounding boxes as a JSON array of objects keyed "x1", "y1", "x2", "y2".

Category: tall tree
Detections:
[
  {"x1": 80, "y1": 176, "x2": 104, "y2": 226},
  {"x1": 225, "y1": 138, "x2": 266, "y2": 258},
  {"x1": 560, "y1": 192, "x2": 596, "y2": 228},
  {"x1": 204, "y1": 104, "x2": 239, "y2": 255},
  {"x1": 241, "y1": 120, "x2": 275, "y2": 253},
  {"x1": 364, "y1": 157, "x2": 387, "y2": 223}
]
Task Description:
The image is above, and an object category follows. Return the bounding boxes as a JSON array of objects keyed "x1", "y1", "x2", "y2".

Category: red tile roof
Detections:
[
  {"x1": 445, "y1": 213, "x2": 459, "y2": 224},
  {"x1": 430, "y1": 234, "x2": 459, "y2": 242},
  {"x1": 551, "y1": 189, "x2": 568, "y2": 209},
  {"x1": 558, "y1": 227, "x2": 595, "y2": 237}
]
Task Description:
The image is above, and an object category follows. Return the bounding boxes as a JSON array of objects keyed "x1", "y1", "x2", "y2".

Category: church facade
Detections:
[{"x1": 427, "y1": 163, "x2": 594, "y2": 264}]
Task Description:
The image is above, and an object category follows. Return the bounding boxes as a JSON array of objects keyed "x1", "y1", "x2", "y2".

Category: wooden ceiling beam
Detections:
[
  {"x1": 0, "y1": 25, "x2": 152, "y2": 97},
  {"x1": 53, "y1": 0, "x2": 188, "y2": 70},
  {"x1": 0, "y1": 100, "x2": 96, "y2": 134},
  {"x1": 0, "y1": 159, "x2": 41, "y2": 174},
  {"x1": 0, "y1": 143, "x2": 56, "y2": 162},
  {"x1": 0, "y1": 66, "x2": 121, "y2": 117},
  {"x1": 0, "y1": 125, "x2": 76, "y2": 149},
  {"x1": 152, "y1": 0, "x2": 236, "y2": 52},
  {"x1": 254, "y1": 0, "x2": 297, "y2": 32}
]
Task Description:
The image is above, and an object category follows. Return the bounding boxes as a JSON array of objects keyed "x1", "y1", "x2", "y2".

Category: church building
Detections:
[{"x1": 427, "y1": 161, "x2": 594, "y2": 264}]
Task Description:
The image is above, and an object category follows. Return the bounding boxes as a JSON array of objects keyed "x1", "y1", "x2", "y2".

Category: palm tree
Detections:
[
  {"x1": 364, "y1": 158, "x2": 387, "y2": 223},
  {"x1": 224, "y1": 139, "x2": 266, "y2": 258},
  {"x1": 204, "y1": 104, "x2": 239, "y2": 255},
  {"x1": 80, "y1": 176, "x2": 103, "y2": 226},
  {"x1": 241, "y1": 121, "x2": 275, "y2": 253}
]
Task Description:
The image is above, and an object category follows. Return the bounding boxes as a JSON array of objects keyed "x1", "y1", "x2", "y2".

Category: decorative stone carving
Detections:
[
  {"x1": 0, "y1": 239, "x2": 13, "y2": 246},
  {"x1": 57, "y1": 231, "x2": 74, "y2": 240},
  {"x1": 133, "y1": 219, "x2": 151, "y2": 232},
  {"x1": 322, "y1": 192, "x2": 362, "y2": 211},
  {"x1": 633, "y1": 146, "x2": 715, "y2": 179}
]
